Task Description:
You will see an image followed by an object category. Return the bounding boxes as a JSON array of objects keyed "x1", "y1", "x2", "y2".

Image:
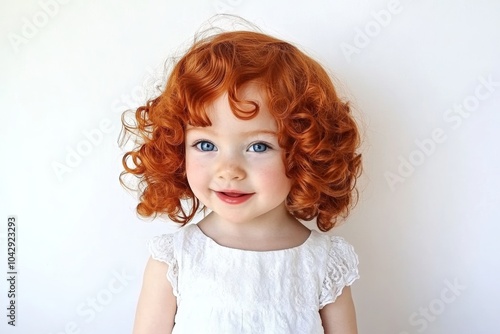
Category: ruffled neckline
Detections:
[{"x1": 192, "y1": 224, "x2": 316, "y2": 253}]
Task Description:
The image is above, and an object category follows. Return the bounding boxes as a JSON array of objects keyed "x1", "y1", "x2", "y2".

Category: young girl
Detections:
[{"x1": 122, "y1": 27, "x2": 362, "y2": 334}]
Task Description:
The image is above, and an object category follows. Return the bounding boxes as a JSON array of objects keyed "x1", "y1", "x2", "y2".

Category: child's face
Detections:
[{"x1": 185, "y1": 84, "x2": 292, "y2": 225}]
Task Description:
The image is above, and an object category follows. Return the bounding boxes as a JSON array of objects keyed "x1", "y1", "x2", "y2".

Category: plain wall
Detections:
[{"x1": 1, "y1": 0, "x2": 499, "y2": 333}]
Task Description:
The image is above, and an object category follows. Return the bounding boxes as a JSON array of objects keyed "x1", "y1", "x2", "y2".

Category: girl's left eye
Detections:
[{"x1": 248, "y1": 142, "x2": 270, "y2": 152}]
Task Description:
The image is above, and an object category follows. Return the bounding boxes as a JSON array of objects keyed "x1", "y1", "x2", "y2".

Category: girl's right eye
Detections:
[{"x1": 194, "y1": 141, "x2": 217, "y2": 151}]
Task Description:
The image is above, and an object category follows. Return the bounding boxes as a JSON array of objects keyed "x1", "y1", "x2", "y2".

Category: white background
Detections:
[{"x1": 1, "y1": 0, "x2": 499, "y2": 333}]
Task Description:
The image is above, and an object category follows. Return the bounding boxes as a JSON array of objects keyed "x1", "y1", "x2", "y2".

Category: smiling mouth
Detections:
[
  {"x1": 220, "y1": 192, "x2": 248, "y2": 197},
  {"x1": 215, "y1": 191, "x2": 254, "y2": 204}
]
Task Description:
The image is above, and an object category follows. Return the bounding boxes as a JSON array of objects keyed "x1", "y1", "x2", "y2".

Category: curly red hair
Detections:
[{"x1": 120, "y1": 30, "x2": 362, "y2": 231}]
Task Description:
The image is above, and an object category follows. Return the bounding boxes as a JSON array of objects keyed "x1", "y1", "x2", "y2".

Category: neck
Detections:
[
  {"x1": 204, "y1": 204, "x2": 296, "y2": 235},
  {"x1": 197, "y1": 205, "x2": 311, "y2": 251}
]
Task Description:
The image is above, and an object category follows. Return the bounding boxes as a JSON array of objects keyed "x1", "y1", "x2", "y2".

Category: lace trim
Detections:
[
  {"x1": 319, "y1": 236, "x2": 359, "y2": 308},
  {"x1": 148, "y1": 234, "x2": 179, "y2": 297}
]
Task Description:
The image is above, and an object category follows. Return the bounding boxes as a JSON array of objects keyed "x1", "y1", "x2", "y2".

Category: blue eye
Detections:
[
  {"x1": 195, "y1": 141, "x2": 217, "y2": 151},
  {"x1": 249, "y1": 143, "x2": 269, "y2": 152}
]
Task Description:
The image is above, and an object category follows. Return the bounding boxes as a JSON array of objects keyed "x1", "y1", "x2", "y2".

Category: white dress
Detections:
[{"x1": 149, "y1": 224, "x2": 359, "y2": 334}]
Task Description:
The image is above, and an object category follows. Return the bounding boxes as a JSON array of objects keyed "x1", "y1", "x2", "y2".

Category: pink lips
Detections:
[{"x1": 215, "y1": 191, "x2": 254, "y2": 204}]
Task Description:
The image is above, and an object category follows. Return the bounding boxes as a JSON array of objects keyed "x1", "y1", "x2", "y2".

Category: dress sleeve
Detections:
[
  {"x1": 319, "y1": 236, "x2": 359, "y2": 309},
  {"x1": 148, "y1": 234, "x2": 179, "y2": 297}
]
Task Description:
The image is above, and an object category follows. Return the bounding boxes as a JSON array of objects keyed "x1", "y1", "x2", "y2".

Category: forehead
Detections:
[{"x1": 194, "y1": 83, "x2": 277, "y2": 133}]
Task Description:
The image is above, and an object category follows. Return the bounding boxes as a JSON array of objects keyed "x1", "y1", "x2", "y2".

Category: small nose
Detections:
[{"x1": 216, "y1": 155, "x2": 246, "y2": 181}]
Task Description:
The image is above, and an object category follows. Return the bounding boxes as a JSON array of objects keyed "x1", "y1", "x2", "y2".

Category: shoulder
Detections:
[
  {"x1": 327, "y1": 235, "x2": 359, "y2": 263},
  {"x1": 318, "y1": 233, "x2": 360, "y2": 308},
  {"x1": 148, "y1": 224, "x2": 200, "y2": 262},
  {"x1": 148, "y1": 232, "x2": 175, "y2": 264},
  {"x1": 305, "y1": 232, "x2": 359, "y2": 279},
  {"x1": 324, "y1": 234, "x2": 359, "y2": 280},
  {"x1": 146, "y1": 225, "x2": 202, "y2": 297},
  {"x1": 308, "y1": 231, "x2": 357, "y2": 254}
]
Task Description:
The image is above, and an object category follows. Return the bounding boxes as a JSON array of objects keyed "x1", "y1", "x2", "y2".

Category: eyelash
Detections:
[
  {"x1": 248, "y1": 142, "x2": 270, "y2": 152},
  {"x1": 192, "y1": 140, "x2": 272, "y2": 153},
  {"x1": 193, "y1": 140, "x2": 217, "y2": 152}
]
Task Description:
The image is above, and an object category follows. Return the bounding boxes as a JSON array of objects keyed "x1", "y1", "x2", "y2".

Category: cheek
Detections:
[
  {"x1": 254, "y1": 161, "x2": 292, "y2": 192},
  {"x1": 185, "y1": 155, "x2": 204, "y2": 188},
  {"x1": 185, "y1": 156, "x2": 214, "y2": 200}
]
